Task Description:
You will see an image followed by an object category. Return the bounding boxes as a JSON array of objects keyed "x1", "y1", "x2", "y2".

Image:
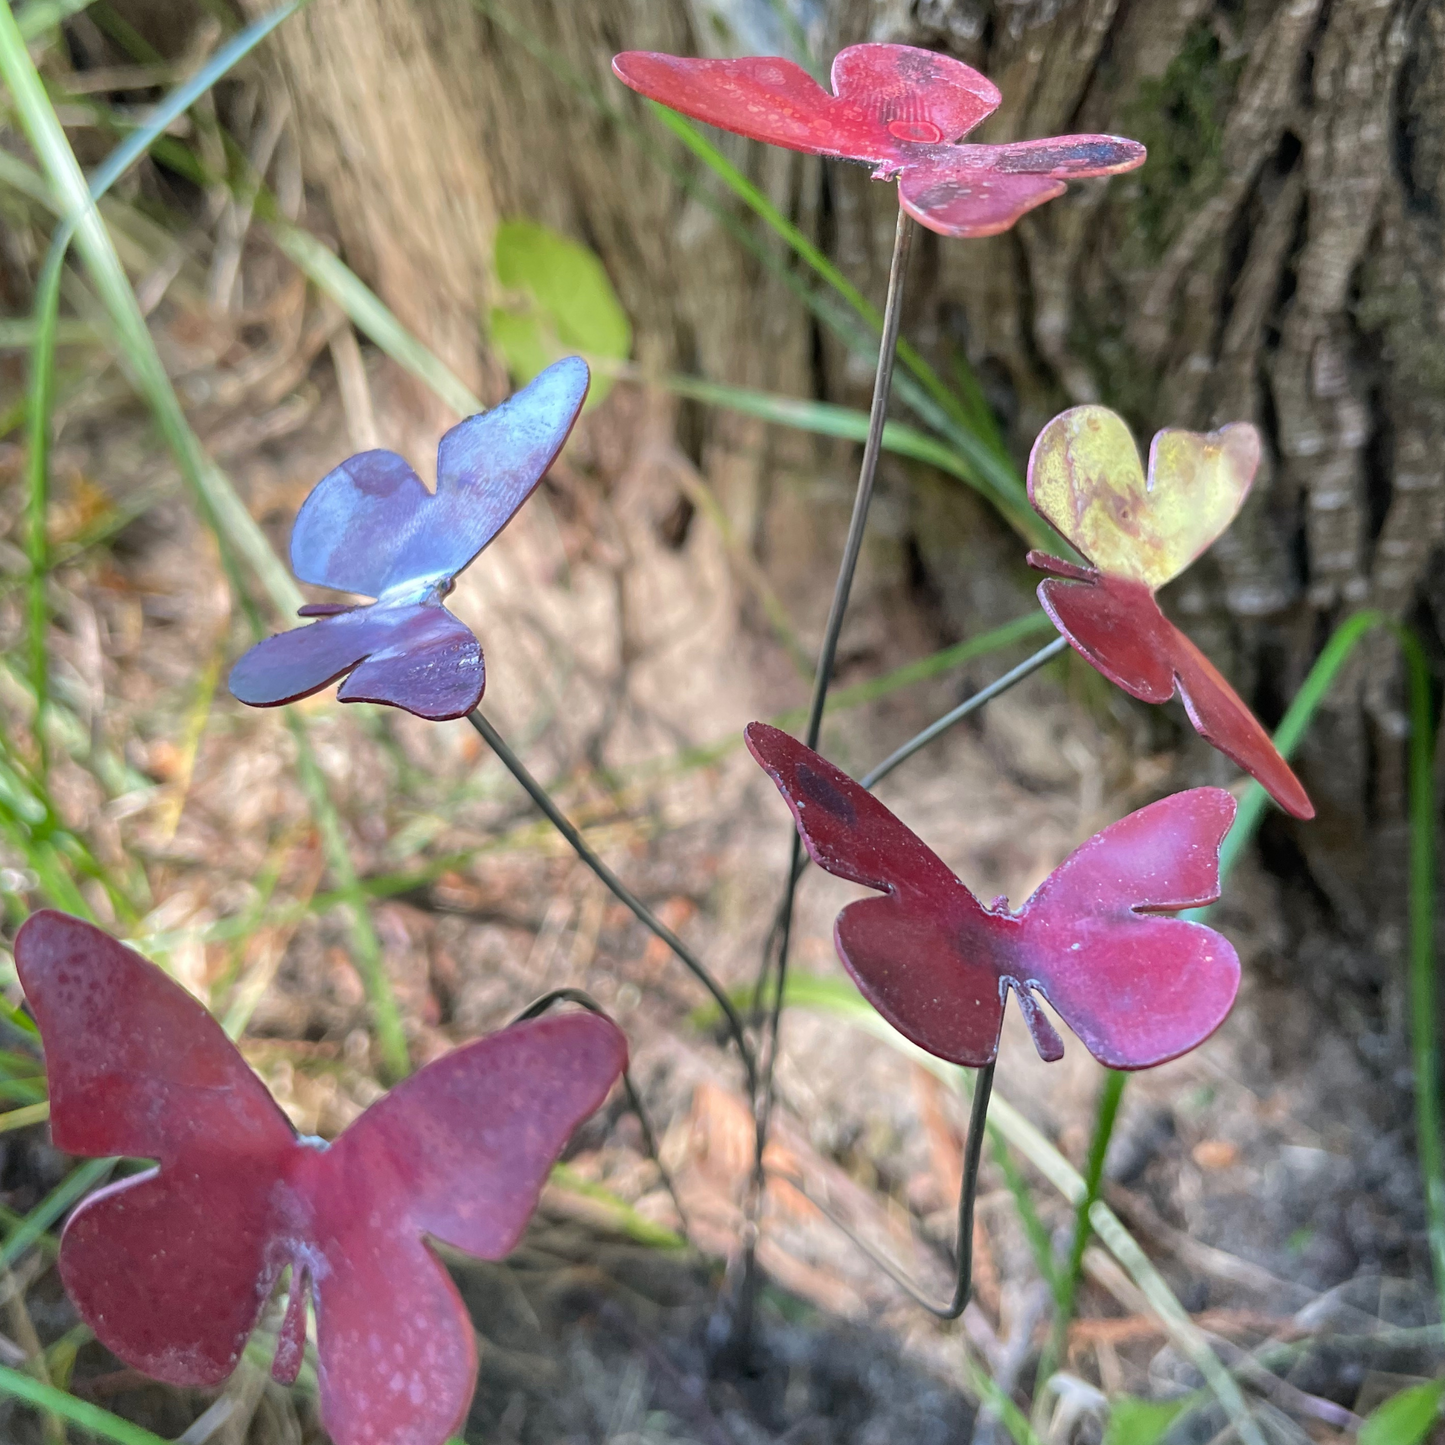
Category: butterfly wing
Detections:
[
  {"x1": 227, "y1": 604, "x2": 416, "y2": 709},
  {"x1": 614, "y1": 51, "x2": 890, "y2": 160},
  {"x1": 290, "y1": 449, "x2": 432, "y2": 598},
  {"x1": 335, "y1": 604, "x2": 484, "y2": 720},
  {"x1": 614, "y1": 45, "x2": 996, "y2": 165},
  {"x1": 745, "y1": 723, "x2": 1008, "y2": 1066},
  {"x1": 1171, "y1": 629, "x2": 1314, "y2": 820},
  {"x1": 307, "y1": 1013, "x2": 626, "y2": 1445},
  {"x1": 382, "y1": 356, "x2": 589, "y2": 592},
  {"x1": 1036, "y1": 570, "x2": 1179, "y2": 703},
  {"x1": 898, "y1": 133, "x2": 1144, "y2": 237},
  {"x1": 1037, "y1": 573, "x2": 1314, "y2": 820},
  {"x1": 1016, "y1": 789, "x2": 1241, "y2": 1069},
  {"x1": 1029, "y1": 407, "x2": 1258, "y2": 587},
  {"x1": 15, "y1": 912, "x2": 297, "y2": 1383},
  {"x1": 828, "y1": 44, "x2": 999, "y2": 146}
]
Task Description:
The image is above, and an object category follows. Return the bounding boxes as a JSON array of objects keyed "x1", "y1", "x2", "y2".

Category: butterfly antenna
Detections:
[
  {"x1": 511, "y1": 988, "x2": 690, "y2": 1240},
  {"x1": 765, "y1": 1059, "x2": 995, "y2": 1319}
]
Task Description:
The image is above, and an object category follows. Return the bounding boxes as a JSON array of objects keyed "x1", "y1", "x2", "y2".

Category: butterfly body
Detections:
[
  {"x1": 17, "y1": 910, "x2": 626, "y2": 1445},
  {"x1": 229, "y1": 356, "x2": 589, "y2": 722},
  {"x1": 746, "y1": 723, "x2": 1241, "y2": 1071},
  {"x1": 1026, "y1": 407, "x2": 1313, "y2": 821},
  {"x1": 612, "y1": 45, "x2": 1145, "y2": 238}
]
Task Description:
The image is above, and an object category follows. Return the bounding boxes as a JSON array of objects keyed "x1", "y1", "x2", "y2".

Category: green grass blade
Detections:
[
  {"x1": 289, "y1": 716, "x2": 409, "y2": 1082},
  {"x1": 0, "y1": 1363, "x2": 167, "y2": 1445},
  {"x1": 25, "y1": 240, "x2": 62, "y2": 779},
  {"x1": 0, "y1": 1156, "x2": 113, "y2": 1268},
  {"x1": 14, "y1": 0, "x2": 94, "y2": 40},
  {"x1": 1035, "y1": 1066, "x2": 1126, "y2": 1403},
  {"x1": 648, "y1": 369, "x2": 1047, "y2": 543},
  {"x1": 0, "y1": 0, "x2": 414, "y2": 1074},
  {"x1": 0, "y1": 0, "x2": 303, "y2": 619},
  {"x1": 267, "y1": 218, "x2": 483, "y2": 417}
]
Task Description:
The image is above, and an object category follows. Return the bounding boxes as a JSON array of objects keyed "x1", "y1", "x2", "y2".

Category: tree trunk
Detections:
[{"x1": 247, "y1": 0, "x2": 1443, "y2": 1004}]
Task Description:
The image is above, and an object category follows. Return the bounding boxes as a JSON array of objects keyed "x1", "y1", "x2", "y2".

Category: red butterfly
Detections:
[
  {"x1": 1026, "y1": 406, "x2": 1313, "y2": 821},
  {"x1": 612, "y1": 45, "x2": 1145, "y2": 238},
  {"x1": 15, "y1": 910, "x2": 626, "y2": 1445},
  {"x1": 745, "y1": 723, "x2": 1240, "y2": 1070}
]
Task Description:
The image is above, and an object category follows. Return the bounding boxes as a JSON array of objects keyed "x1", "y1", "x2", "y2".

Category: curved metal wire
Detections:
[
  {"x1": 766, "y1": 1059, "x2": 994, "y2": 1319},
  {"x1": 511, "y1": 986, "x2": 688, "y2": 1238},
  {"x1": 470, "y1": 710, "x2": 757, "y2": 1099}
]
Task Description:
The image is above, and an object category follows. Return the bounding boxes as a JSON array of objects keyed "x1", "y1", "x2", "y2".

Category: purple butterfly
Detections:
[{"x1": 230, "y1": 357, "x2": 589, "y2": 722}]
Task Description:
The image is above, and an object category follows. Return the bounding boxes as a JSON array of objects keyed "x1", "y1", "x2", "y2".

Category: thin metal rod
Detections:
[
  {"x1": 760, "y1": 205, "x2": 915, "y2": 1087},
  {"x1": 728, "y1": 208, "x2": 913, "y2": 1359},
  {"x1": 511, "y1": 987, "x2": 689, "y2": 1238},
  {"x1": 468, "y1": 710, "x2": 756, "y2": 1097},
  {"x1": 769, "y1": 1059, "x2": 995, "y2": 1319},
  {"x1": 861, "y1": 635, "x2": 1069, "y2": 789}
]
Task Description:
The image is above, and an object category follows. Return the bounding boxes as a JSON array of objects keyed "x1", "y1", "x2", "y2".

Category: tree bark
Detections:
[{"x1": 244, "y1": 0, "x2": 1443, "y2": 991}]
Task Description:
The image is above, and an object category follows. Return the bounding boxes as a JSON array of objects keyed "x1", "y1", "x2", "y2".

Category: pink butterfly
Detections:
[
  {"x1": 612, "y1": 45, "x2": 1145, "y2": 237},
  {"x1": 15, "y1": 910, "x2": 626, "y2": 1445},
  {"x1": 745, "y1": 723, "x2": 1240, "y2": 1069}
]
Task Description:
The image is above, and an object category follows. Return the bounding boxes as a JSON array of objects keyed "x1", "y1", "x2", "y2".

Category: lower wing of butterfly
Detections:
[
  {"x1": 898, "y1": 135, "x2": 1145, "y2": 238},
  {"x1": 1037, "y1": 569, "x2": 1312, "y2": 820},
  {"x1": 228, "y1": 602, "x2": 484, "y2": 721}
]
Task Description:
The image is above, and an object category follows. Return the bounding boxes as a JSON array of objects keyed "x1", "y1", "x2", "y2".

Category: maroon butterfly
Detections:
[
  {"x1": 15, "y1": 910, "x2": 626, "y2": 1445},
  {"x1": 229, "y1": 356, "x2": 589, "y2": 722},
  {"x1": 612, "y1": 45, "x2": 1145, "y2": 237},
  {"x1": 745, "y1": 723, "x2": 1240, "y2": 1070}
]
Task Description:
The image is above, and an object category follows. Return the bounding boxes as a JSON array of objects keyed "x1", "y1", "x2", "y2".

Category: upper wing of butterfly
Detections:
[
  {"x1": 16, "y1": 911, "x2": 298, "y2": 1384},
  {"x1": 1016, "y1": 789, "x2": 1242, "y2": 1068},
  {"x1": 290, "y1": 357, "x2": 589, "y2": 600},
  {"x1": 1028, "y1": 407, "x2": 1259, "y2": 587},
  {"x1": 612, "y1": 44, "x2": 998, "y2": 163},
  {"x1": 745, "y1": 722, "x2": 1007, "y2": 1065},
  {"x1": 308, "y1": 1014, "x2": 627, "y2": 1445}
]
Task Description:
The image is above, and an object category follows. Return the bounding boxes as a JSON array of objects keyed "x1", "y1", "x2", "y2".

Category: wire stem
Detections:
[
  {"x1": 467, "y1": 710, "x2": 756, "y2": 1098},
  {"x1": 862, "y1": 635, "x2": 1069, "y2": 790},
  {"x1": 512, "y1": 986, "x2": 689, "y2": 1238},
  {"x1": 731, "y1": 206, "x2": 913, "y2": 1355},
  {"x1": 773, "y1": 1058, "x2": 995, "y2": 1318}
]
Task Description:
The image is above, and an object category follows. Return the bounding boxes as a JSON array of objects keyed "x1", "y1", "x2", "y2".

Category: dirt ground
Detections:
[{"x1": 0, "y1": 226, "x2": 1440, "y2": 1441}]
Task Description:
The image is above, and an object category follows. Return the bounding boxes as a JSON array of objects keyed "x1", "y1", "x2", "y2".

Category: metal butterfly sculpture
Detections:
[
  {"x1": 229, "y1": 356, "x2": 589, "y2": 722},
  {"x1": 15, "y1": 910, "x2": 625, "y2": 1445},
  {"x1": 746, "y1": 723, "x2": 1241, "y2": 1070},
  {"x1": 612, "y1": 44, "x2": 1145, "y2": 238},
  {"x1": 1027, "y1": 407, "x2": 1313, "y2": 820}
]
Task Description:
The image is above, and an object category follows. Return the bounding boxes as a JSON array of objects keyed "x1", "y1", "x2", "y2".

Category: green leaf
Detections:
[
  {"x1": 490, "y1": 219, "x2": 631, "y2": 404},
  {"x1": 1359, "y1": 1381, "x2": 1445, "y2": 1445},
  {"x1": 1103, "y1": 1396, "x2": 1194, "y2": 1445}
]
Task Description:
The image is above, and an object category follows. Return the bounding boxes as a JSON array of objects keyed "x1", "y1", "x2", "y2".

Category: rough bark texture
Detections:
[{"x1": 244, "y1": 0, "x2": 1443, "y2": 1008}]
